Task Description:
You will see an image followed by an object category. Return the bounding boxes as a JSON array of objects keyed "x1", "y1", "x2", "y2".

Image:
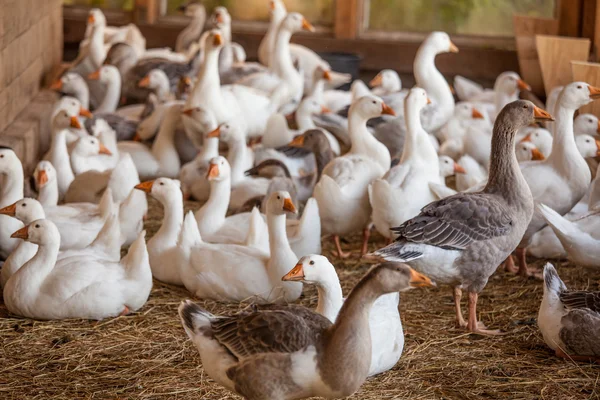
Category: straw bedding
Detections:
[{"x1": 1, "y1": 197, "x2": 599, "y2": 399}]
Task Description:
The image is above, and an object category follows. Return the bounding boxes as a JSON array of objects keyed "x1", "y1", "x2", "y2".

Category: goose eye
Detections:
[
  {"x1": 277, "y1": 195, "x2": 281, "y2": 200},
  {"x1": 159, "y1": 182, "x2": 164, "y2": 186},
  {"x1": 587, "y1": 139, "x2": 591, "y2": 143},
  {"x1": 578, "y1": 85, "x2": 583, "y2": 89},
  {"x1": 589, "y1": 119, "x2": 594, "y2": 123},
  {"x1": 309, "y1": 260, "x2": 315, "y2": 265},
  {"x1": 22, "y1": 203, "x2": 26, "y2": 207},
  {"x1": 0, "y1": 155, "x2": 4, "y2": 158},
  {"x1": 523, "y1": 105, "x2": 528, "y2": 109},
  {"x1": 35, "y1": 224, "x2": 40, "y2": 228},
  {"x1": 372, "y1": 100, "x2": 376, "y2": 104}
]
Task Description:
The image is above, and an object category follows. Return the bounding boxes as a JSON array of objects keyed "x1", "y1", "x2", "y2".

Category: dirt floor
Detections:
[{"x1": 1, "y1": 197, "x2": 599, "y2": 399}]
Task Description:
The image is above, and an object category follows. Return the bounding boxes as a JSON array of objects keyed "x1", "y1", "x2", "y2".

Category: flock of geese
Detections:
[{"x1": 1, "y1": 1, "x2": 600, "y2": 398}]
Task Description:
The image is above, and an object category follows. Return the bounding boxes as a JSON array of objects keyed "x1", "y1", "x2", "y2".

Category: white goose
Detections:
[
  {"x1": 70, "y1": 136, "x2": 113, "y2": 175},
  {"x1": 0, "y1": 147, "x2": 25, "y2": 259},
  {"x1": 574, "y1": 113, "x2": 600, "y2": 137}
]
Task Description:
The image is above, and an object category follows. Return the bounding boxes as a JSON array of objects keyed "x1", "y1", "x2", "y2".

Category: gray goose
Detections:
[
  {"x1": 539, "y1": 263, "x2": 600, "y2": 362},
  {"x1": 179, "y1": 262, "x2": 434, "y2": 400},
  {"x1": 374, "y1": 100, "x2": 553, "y2": 335}
]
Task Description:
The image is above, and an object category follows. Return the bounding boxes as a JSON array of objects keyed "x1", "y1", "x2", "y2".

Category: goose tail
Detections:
[
  {"x1": 178, "y1": 299, "x2": 216, "y2": 337},
  {"x1": 89, "y1": 210, "x2": 123, "y2": 260},
  {"x1": 178, "y1": 211, "x2": 202, "y2": 253},
  {"x1": 98, "y1": 188, "x2": 115, "y2": 220},
  {"x1": 244, "y1": 207, "x2": 269, "y2": 253}
]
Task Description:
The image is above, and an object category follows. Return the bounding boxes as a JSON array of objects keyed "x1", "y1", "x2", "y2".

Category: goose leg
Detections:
[
  {"x1": 332, "y1": 235, "x2": 351, "y2": 259},
  {"x1": 119, "y1": 306, "x2": 130, "y2": 317},
  {"x1": 504, "y1": 255, "x2": 517, "y2": 273},
  {"x1": 360, "y1": 226, "x2": 371, "y2": 256},
  {"x1": 453, "y1": 287, "x2": 467, "y2": 328},
  {"x1": 555, "y1": 348, "x2": 600, "y2": 363},
  {"x1": 516, "y1": 247, "x2": 543, "y2": 279},
  {"x1": 466, "y1": 292, "x2": 503, "y2": 335}
]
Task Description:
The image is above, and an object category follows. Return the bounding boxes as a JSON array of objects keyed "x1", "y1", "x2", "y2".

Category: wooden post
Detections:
[
  {"x1": 334, "y1": 0, "x2": 364, "y2": 39},
  {"x1": 558, "y1": 0, "x2": 583, "y2": 37},
  {"x1": 134, "y1": 0, "x2": 159, "y2": 24},
  {"x1": 537, "y1": 35, "x2": 590, "y2": 95}
]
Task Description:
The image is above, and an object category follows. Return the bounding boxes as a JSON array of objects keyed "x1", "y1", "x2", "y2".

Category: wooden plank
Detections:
[
  {"x1": 559, "y1": 0, "x2": 583, "y2": 37},
  {"x1": 571, "y1": 61, "x2": 600, "y2": 115},
  {"x1": 536, "y1": 35, "x2": 590, "y2": 96},
  {"x1": 334, "y1": 0, "x2": 364, "y2": 39},
  {"x1": 514, "y1": 15, "x2": 559, "y2": 36}
]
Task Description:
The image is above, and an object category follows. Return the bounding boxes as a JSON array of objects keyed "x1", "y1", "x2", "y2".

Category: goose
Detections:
[
  {"x1": 34, "y1": 161, "x2": 59, "y2": 207},
  {"x1": 510, "y1": 83, "x2": 599, "y2": 277},
  {"x1": 454, "y1": 154, "x2": 487, "y2": 192},
  {"x1": 374, "y1": 100, "x2": 553, "y2": 334},
  {"x1": 178, "y1": 191, "x2": 303, "y2": 303},
  {"x1": 241, "y1": 159, "x2": 300, "y2": 212},
  {"x1": 515, "y1": 141, "x2": 545, "y2": 162},
  {"x1": 44, "y1": 110, "x2": 81, "y2": 197},
  {"x1": 370, "y1": 88, "x2": 442, "y2": 242},
  {"x1": 0, "y1": 147, "x2": 25, "y2": 259},
  {"x1": 178, "y1": 261, "x2": 433, "y2": 399},
  {"x1": 281, "y1": 255, "x2": 406, "y2": 376},
  {"x1": 3, "y1": 220, "x2": 151, "y2": 320},
  {"x1": 545, "y1": 85, "x2": 564, "y2": 132},
  {"x1": 453, "y1": 75, "x2": 486, "y2": 102},
  {"x1": 518, "y1": 126, "x2": 553, "y2": 158},
  {"x1": 574, "y1": 113, "x2": 600, "y2": 137},
  {"x1": 314, "y1": 95, "x2": 393, "y2": 258},
  {"x1": 370, "y1": 69, "x2": 402, "y2": 96},
  {"x1": 175, "y1": 2, "x2": 207, "y2": 54},
  {"x1": 138, "y1": 69, "x2": 173, "y2": 102},
  {"x1": 539, "y1": 264, "x2": 600, "y2": 362},
  {"x1": 439, "y1": 102, "x2": 488, "y2": 144},
  {"x1": 575, "y1": 134, "x2": 600, "y2": 158},
  {"x1": 50, "y1": 72, "x2": 90, "y2": 109},
  {"x1": 428, "y1": 156, "x2": 466, "y2": 200},
  {"x1": 69, "y1": 136, "x2": 113, "y2": 175},
  {"x1": 88, "y1": 65, "x2": 146, "y2": 118}
]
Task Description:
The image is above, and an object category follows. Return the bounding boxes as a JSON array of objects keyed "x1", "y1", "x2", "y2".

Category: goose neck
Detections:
[
  {"x1": 189, "y1": 47, "x2": 223, "y2": 106},
  {"x1": 227, "y1": 139, "x2": 250, "y2": 186},
  {"x1": 156, "y1": 193, "x2": 184, "y2": 243},
  {"x1": 295, "y1": 111, "x2": 316, "y2": 130},
  {"x1": 197, "y1": 178, "x2": 231, "y2": 234},
  {"x1": 96, "y1": 73, "x2": 121, "y2": 113},
  {"x1": 485, "y1": 123, "x2": 527, "y2": 199},
  {"x1": 199, "y1": 137, "x2": 219, "y2": 160},
  {"x1": 272, "y1": 27, "x2": 294, "y2": 79},
  {"x1": 38, "y1": 182, "x2": 59, "y2": 207},
  {"x1": 0, "y1": 162, "x2": 24, "y2": 208},
  {"x1": 13, "y1": 240, "x2": 60, "y2": 296},
  {"x1": 267, "y1": 212, "x2": 290, "y2": 253},
  {"x1": 548, "y1": 105, "x2": 579, "y2": 163},
  {"x1": 89, "y1": 25, "x2": 106, "y2": 69},
  {"x1": 315, "y1": 273, "x2": 344, "y2": 322},
  {"x1": 348, "y1": 112, "x2": 374, "y2": 153},
  {"x1": 72, "y1": 83, "x2": 90, "y2": 110}
]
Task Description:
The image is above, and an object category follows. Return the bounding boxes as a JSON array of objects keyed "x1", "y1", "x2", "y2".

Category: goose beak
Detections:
[
  {"x1": 207, "y1": 163, "x2": 220, "y2": 179},
  {"x1": 596, "y1": 139, "x2": 600, "y2": 157},
  {"x1": 381, "y1": 102, "x2": 396, "y2": 116},
  {"x1": 183, "y1": 76, "x2": 192, "y2": 86},
  {"x1": 449, "y1": 85, "x2": 455, "y2": 95},
  {"x1": 288, "y1": 134, "x2": 305, "y2": 147},
  {"x1": 213, "y1": 33, "x2": 223, "y2": 46},
  {"x1": 98, "y1": 143, "x2": 112, "y2": 156},
  {"x1": 79, "y1": 107, "x2": 93, "y2": 118},
  {"x1": 531, "y1": 147, "x2": 545, "y2": 161},
  {"x1": 216, "y1": 14, "x2": 225, "y2": 24},
  {"x1": 37, "y1": 170, "x2": 49, "y2": 187},
  {"x1": 426, "y1": 97, "x2": 432, "y2": 105},
  {"x1": 409, "y1": 268, "x2": 435, "y2": 288},
  {"x1": 453, "y1": 163, "x2": 466, "y2": 174},
  {"x1": 321, "y1": 105, "x2": 331, "y2": 114},
  {"x1": 471, "y1": 108, "x2": 484, "y2": 119},
  {"x1": 11, "y1": 225, "x2": 29, "y2": 240},
  {"x1": 533, "y1": 106, "x2": 554, "y2": 122},
  {"x1": 283, "y1": 197, "x2": 297, "y2": 214},
  {"x1": 50, "y1": 80, "x2": 63, "y2": 91},
  {"x1": 182, "y1": 108, "x2": 194, "y2": 116},
  {"x1": 0, "y1": 202, "x2": 17, "y2": 217},
  {"x1": 323, "y1": 70, "x2": 332, "y2": 81},
  {"x1": 88, "y1": 14, "x2": 95, "y2": 24},
  {"x1": 588, "y1": 85, "x2": 600, "y2": 99},
  {"x1": 517, "y1": 79, "x2": 531, "y2": 91},
  {"x1": 520, "y1": 133, "x2": 532, "y2": 143},
  {"x1": 139, "y1": 75, "x2": 151, "y2": 88},
  {"x1": 269, "y1": 0, "x2": 276, "y2": 10},
  {"x1": 369, "y1": 74, "x2": 383, "y2": 88},
  {"x1": 88, "y1": 70, "x2": 101, "y2": 80},
  {"x1": 133, "y1": 133, "x2": 142, "y2": 142},
  {"x1": 282, "y1": 262, "x2": 305, "y2": 281},
  {"x1": 134, "y1": 180, "x2": 155, "y2": 193},
  {"x1": 207, "y1": 126, "x2": 221, "y2": 138},
  {"x1": 70, "y1": 116, "x2": 82, "y2": 129},
  {"x1": 302, "y1": 18, "x2": 315, "y2": 32},
  {"x1": 449, "y1": 41, "x2": 459, "y2": 53}
]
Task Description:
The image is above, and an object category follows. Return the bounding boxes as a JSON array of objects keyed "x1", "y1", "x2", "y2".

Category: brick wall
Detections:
[{"x1": 0, "y1": 0, "x2": 63, "y2": 172}]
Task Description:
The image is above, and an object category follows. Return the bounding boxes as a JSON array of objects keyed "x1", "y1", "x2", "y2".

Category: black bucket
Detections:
[{"x1": 318, "y1": 52, "x2": 361, "y2": 91}]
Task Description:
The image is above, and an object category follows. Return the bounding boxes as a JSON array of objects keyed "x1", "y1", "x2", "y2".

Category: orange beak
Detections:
[
  {"x1": 282, "y1": 197, "x2": 297, "y2": 214},
  {"x1": 369, "y1": 74, "x2": 383, "y2": 88},
  {"x1": 37, "y1": 170, "x2": 49, "y2": 187},
  {"x1": 216, "y1": 13, "x2": 225, "y2": 24},
  {"x1": 11, "y1": 225, "x2": 29, "y2": 240},
  {"x1": 302, "y1": 18, "x2": 315, "y2": 32},
  {"x1": 138, "y1": 75, "x2": 151, "y2": 88},
  {"x1": 0, "y1": 202, "x2": 17, "y2": 217},
  {"x1": 471, "y1": 108, "x2": 484, "y2": 119},
  {"x1": 426, "y1": 97, "x2": 432, "y2": 105},
  {"x1": 449, "y1": 41, "x2": 459, "y2": 53},
  {"x1": 520, "y1": 133, "x2": 532, "y2": 143},
  {"x1": 207, "y1": 163, "x2": 219, "y2": 179},
  {"x1": 183, "y1": 76, "x2": 192, "y2": 86},
  {"x1": 88, "y1": 14, "x2": 95, "y2": 24},
  {"x1": 409, "y1": 268, "x2": 435, "y2": 288},
  {"x1": 88, "y1": 70, "x2": 101, "y2": 80},
  {"x1": 517, "y1": 79, "x2": 531, "y2": 92},
  {"x1": 79, "y1": 107, "x2": 93, "y2": 118},
  {"x1": 596, "y1": 139, "x2": 600, "y2": 157},
  {"x1": 269, "y1": 0, "x2": 276, "y2": 10},
  {"x1": 381, "y1": 102, "x2": 396, "y2": 116},
  {"x1": 531, "y1": 147, "x2": 545, "y2": 161},
  {"x1": 98, "y1": 143, "x2": 112, "y2": 156},
  {"x1": 134, "y1": 180, "x2": 155, "y2": 193},
  {"x1": 207, "y1": 126, "x2": 221, "y2": 138},
  {"x1": 70, "y1": 116, "x2": 82, "y2": 129},
  {"x1": 182, "y1": 108, "x2": 194, "y2": 116},
  {"x1": 588, "y1": 85, "x2": 600, "y2": 99},
  {"x1": 50, "y1": 80, "x2": 63, "y2": 91},
  {"x1": 323, "y1": 70, "x2": 332, "y2": 81},
  {"x1": 449, "y1": 85, "x2": 455, "y2": 95},
  {"x1": 288, "y1": 135, "x2": 305, "y2": 147},
  {"x1": 533, "y1": 106, "x2": 554, "y2": 122},
  {"x1": 282, "y1": 262, "x2": 305, "y2": 281},
  {"x1": 133, "y1": 133, "x2": 142, "y2": 142},
  {"x1": 453, "y1": 163, "x2": 466, "y2": 174},
  {"x1": 213, "y1": 33, "x2": 223, "y2": 46},
  {"x1": 321, "y1": 105, "x2": 331, "y2": 114}
]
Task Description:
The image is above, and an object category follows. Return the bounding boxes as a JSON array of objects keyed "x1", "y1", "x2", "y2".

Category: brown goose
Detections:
[
  {"x1": 179, "y1": 262, "x2": 434, "y2": 400},
  {"x1": 374, "y1": 100, "x2": 553, "y2": 335}
]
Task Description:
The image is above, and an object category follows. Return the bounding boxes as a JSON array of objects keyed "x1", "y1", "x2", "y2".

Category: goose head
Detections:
[
  {"x1": 370, "y1": 69, "x2": 401, "y2": 92},
  {"x1": 313, "y1": 65, "x2": 332, "y2": 83},
  {"x1": 281, "y1": 254, "x2": 337, "y2": 284},
  {"x1": 203, "y1": 29, "x2": 224, "y2": 52},
  {"x1": 542, "y1": 263, "x2": 567, "y2": 302},
  {"x1": 575, "y1": 134, "x2": 600, "y2": 158},
  {"x1": 181, "y1": 2, "x2": 205, "y2": 18},
  {"x1": 281, "y1": 12, "x2": 315, "y2": 33},
  {"x1": 439, "y1": 155, "x2": 465, "y2": 177},
  {"x1": 289, "y1": 129, "x2": 330, "y2": 152},
  {"x1": 88, "y1": 65, "x2": 120, "y2": 86},
  {"x1": 135, "y1": 178, "x2": 182, "y2": 202},
  {"x1": 559, "y1": 82, "x2": 600, "y2": 111},
  {"x1": 454, "y1": 102, "x2": 484, "y2": 120},
  {"x1": 0, "y1": 147, "x2": 20, "y2": 176},
  {"x1": 87, "y1": 8, "x2": 106, "y2": 28},
  {"x1": 11, "y1": 219, "x2": 60, "y2": 246},
  {"x1": 206, "y1": 156, "x2": 231, "y2": 182},
  {"x1": 54, "y1": 97, "x2": 92, "y2": 119},
  {"x1": 0, "y1": 198, "x2": 45, "y2": 224},
  {"x1": 351, "y1": 95, "x2": 395, "y2": 120},
  {"x1": 519, "y1": 127, "x2": 552, "y2": 152},
  {"x1": 298, "y1": 96, "x2": 330, "y2": 116},
  {"x1": 365, "y1": 262, "x2": 435, "y2": 294},
  {"x1": 138, "y1": 69, "x2": 167, "y2": 89},
  {"x1": 72, "y1": 136, "x2": 112, "y2": 157},
  {"x1": 266, "y1": 190, "x2": 297, "y2": 216},
  {"x1": 494, "y1": 72, "x2": 530, "y2": 97},
  {"x1": 502, "y1": 100, "x2": 554, "y2": 128},
  {"x1": 423, "y1": 31, "x2": 459, "y2": 54},
  {"x1": 574, "y1": 113, "x2": 600, "y2": 136},
  {"x1": 52, "y1": 109, "x2": 83, "y2": 131},
  {"x1": 206, "y1": 121, "x2": 244, "y2": 144},
  {"x1": 211, "y1": 6, "x2": 231, "y2": 29},
  {"x1": 269, "y1": 0, "x2": 287, "y2": 18},
  {"x1": 33, "y1": 161, "x2": 57, "y2": 190},
  {"x1": 515, "y1": 141, "x2": 545, "y2": 162},
  {"x1": 50, "y1": 72, "x2": 87, "y2": 94},
  {"x1": 406, "y1": 87, "x2": 431, "y2": 113}
]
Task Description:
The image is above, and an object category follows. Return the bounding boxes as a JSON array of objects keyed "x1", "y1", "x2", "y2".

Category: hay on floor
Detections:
[{"x1": 1, "y1": 197, "x2": 599, "y2": 399}]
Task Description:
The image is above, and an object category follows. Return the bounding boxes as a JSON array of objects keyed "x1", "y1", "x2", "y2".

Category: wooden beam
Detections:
[
  {"x1": 334, "y1": 0, "x2": 364, "y2": 39},
  {"x1": 558, "y1": 0, "x2": 583, "y2": 37}
]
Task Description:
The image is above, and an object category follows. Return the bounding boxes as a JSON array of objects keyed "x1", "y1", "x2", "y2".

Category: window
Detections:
[
  {"x1": 63, "y1": 0, "x2": 134, "y2": 10},
  {"x1": 367, "y1": 0, "x2": 556, "y2": 37},
  {"x1": 163, "y1": 0, "x2": 334, "y2": 27}
]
